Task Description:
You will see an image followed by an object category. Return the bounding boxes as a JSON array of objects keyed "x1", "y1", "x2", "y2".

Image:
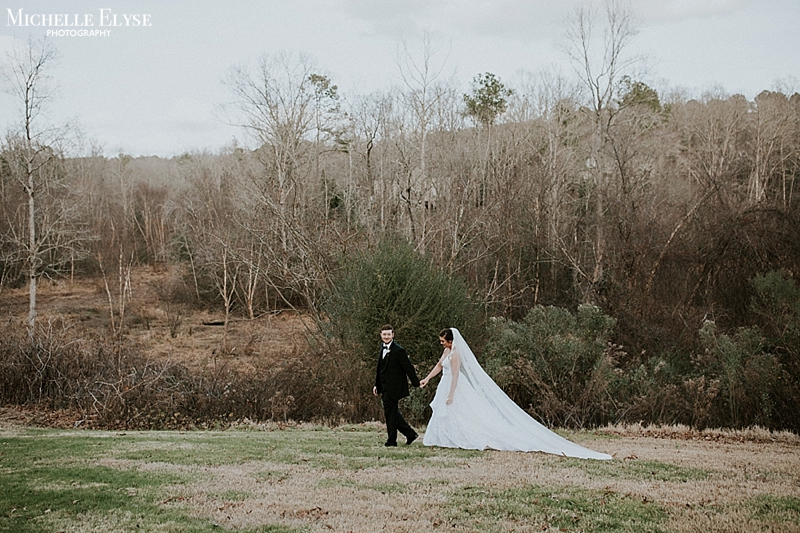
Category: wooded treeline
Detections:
[
  {"x1": 2, "y1": 20, "x2": 799, "y2": 429},
  {"x1": 4, "y1": 70, "x2": 798, "y2": 352}
]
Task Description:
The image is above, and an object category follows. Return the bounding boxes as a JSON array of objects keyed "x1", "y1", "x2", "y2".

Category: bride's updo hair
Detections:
[{"x1": 439, "y1": 328, "x2": 453, "y2": 341}]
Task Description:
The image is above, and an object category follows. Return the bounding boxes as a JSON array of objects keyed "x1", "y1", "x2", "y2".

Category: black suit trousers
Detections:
[{"x1": 381, "y1": 394, "x2": 414, "y2": 444}]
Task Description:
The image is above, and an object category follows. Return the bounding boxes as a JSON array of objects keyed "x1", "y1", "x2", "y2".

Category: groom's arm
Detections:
[
  {"x1": 397, "y1": 346, "x2": 421, "y2": 388},
  {"x1": 374, "y1": 350, "x2": 382, "y2": 395}
]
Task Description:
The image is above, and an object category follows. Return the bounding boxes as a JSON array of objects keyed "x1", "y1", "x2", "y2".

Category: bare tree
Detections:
[
  {"x1": 749, "y1": 90, "x2": 797, "y2": 206},
  {"x1": 236, "y1": 234, "x2": 263, "y2": 321},
  {"x1": 98, "y1": 225, "x2": 134, "y2": 338},
  {"x1": 562, "y1": 0, "x2": 642, "y2": 301},
  {"x1": 308, "y1": 73, "x2": 341, "y2": 218},
  {"x1": 345, "y1": 91, "x2": 393, "y2": 229},
  {"x1": 1, "y1": 38, "x2": 85, "y2": 332},
  {"x1": 132, "y1": 181, "x2": 170, "y2": 266},
  {"x1": 395, "y1": 32, "x2": 454, "y2": 244},
  {"x1": 3, "y1": 39, "x2": 59, "y2": 330},
  {"x1": 563, "y1": 0, "x2": 641, "y2": 121},
  {"x1": 502, "y1": 69, "x2": 583, "y2": 307},
  {"x1": 224, "y1": 51, "x2": 317, "y2": 244}
]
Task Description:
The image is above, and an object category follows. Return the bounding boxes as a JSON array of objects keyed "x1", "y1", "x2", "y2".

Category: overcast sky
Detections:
[{"x1": 0, "y1": 0, "x2": 798, "y2": 157}]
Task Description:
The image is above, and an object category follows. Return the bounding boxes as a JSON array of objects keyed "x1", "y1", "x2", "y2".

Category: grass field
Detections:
[{"x1": 1, "y1": 423, "x2": 799, "y2": 532}]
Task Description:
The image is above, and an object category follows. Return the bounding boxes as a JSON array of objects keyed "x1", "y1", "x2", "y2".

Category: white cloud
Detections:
[
  {"x1": 332, "y1": 0, "x2": 572, "y2": 41},
  {"x1": 632, "y1": 0, "x2": 752, "y2": 22}
]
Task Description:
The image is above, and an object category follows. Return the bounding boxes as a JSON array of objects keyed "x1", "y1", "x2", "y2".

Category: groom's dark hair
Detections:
[
  {"x1": 439, "y1": 328, "x2": 453, "y2": 341},
  {"x1": 380, "y1": 324, "x2": 394, "y2": 332}
]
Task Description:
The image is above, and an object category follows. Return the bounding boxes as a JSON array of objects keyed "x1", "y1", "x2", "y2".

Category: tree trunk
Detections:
[{"x1": 27, "y1": 152, "x2": 37, "y2": 333}]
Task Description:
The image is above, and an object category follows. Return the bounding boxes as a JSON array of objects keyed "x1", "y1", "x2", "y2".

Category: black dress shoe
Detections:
[
  {"x1": 406, "y1": 433, "x2": 418, "y2": 445},
  {"x1": 384, "y1": 441, "x2": 397, "y2": 447}
]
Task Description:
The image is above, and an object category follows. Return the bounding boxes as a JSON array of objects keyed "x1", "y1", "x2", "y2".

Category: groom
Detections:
[{"x1": 372, "y1": 324, "x2": 421, "y2": 446}]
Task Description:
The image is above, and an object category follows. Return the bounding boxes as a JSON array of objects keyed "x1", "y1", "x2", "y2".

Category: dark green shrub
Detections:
[
  {"x1": 612, "y1": 354, "x2": 718, "y2": 428},
  {"x1": 319, "y1": 235, "x2": 487, "y2": 370},
  {"x1": 318, "y1": 236, "x2": 487, "y2": 422},
  {"x1": 751, "y1": 271, "x2": 800, "y2": 377},
  {"x1": 483, "y1": 304, "x2": 620, "y2": 428},
  {"x1": 696, "y1": 320, "x2": 788, "y2": 429},
  {"x1": 749, "y1": 270, "x2": 800, "y2": 430}
]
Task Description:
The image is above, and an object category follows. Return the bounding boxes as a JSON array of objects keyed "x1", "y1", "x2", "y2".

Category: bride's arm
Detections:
[
  {"x1": 420, "y1": 351, "x2": 447, "y2": 387},
  {"x1": 447, "y1": 351, "x2": 460, "y2": 404}
]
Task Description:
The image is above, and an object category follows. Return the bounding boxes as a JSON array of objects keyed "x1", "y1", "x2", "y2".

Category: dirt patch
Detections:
[{"x1": 0, "y1": 267, "x2": 315, "y2": 374}]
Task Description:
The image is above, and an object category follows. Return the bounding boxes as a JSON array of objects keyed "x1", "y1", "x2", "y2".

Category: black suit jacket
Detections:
[{"x1": 375, "y1": 341, "x2": 421, "y2": 400}]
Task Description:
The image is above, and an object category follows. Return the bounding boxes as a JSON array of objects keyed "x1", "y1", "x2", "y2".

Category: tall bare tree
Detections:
[
  {"x1": 224, "y1": 52, "x2": 335, "y2": 314},
  {"x1": 2, "y1": 38, "x2": 66, "y2": 332},
  {"x1": 345, "y1": 91, "x2": 393, "y2": 230},
  {"x1": 224, "y1": 51, "x2": 317, "y2": 229},
  {"x1": 562, "y1": 0, "x2": 641, "y2": 301},
  {"x1": 749, "y1": 90, "x2": 797, "y2": 205},
  {"x1": 396, "y1": 32, "x2": 453, "y2": 243},
  {"x1": 308, "y1": 73, "x2": 341, "y2": 218}
]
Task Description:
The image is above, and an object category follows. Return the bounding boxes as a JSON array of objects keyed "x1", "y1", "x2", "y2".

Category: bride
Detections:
[{"x1": 419, "y1": 328, "x2": 611, "y2": 460}]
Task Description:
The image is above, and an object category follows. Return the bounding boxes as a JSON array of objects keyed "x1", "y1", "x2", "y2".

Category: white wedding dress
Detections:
[{"x1": 422, "y1": 329, "x2": 612, "y2": 460}]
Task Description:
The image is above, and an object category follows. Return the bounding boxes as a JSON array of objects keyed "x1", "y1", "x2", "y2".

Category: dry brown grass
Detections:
[
  {"x1": 1, "y1": 421, "x2": 798, "y2": 532},
  {"x1": 170, "y1": 432, "x2": 798, "y2": 532},
  {"x1": 0, "y1": 266, "x2": 314, "y2": 375},
  {"x1": 599, "y1": 423, "x2": 800, "y2": 445},
  {"x1": 46, "y1": 424, "x2": 795, "y2": 533}
]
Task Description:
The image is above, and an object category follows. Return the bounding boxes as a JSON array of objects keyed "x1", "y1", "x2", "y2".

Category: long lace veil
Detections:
[
  {"x1": 448, "y1": 327, "x2": 612, "y2": 459},
  {"x1": 450, "y1": 328, "x2": 509, "y2": 404}
]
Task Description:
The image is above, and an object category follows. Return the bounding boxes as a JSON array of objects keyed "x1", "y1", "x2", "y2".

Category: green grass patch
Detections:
[
  {"x1": 0, "y1": 424, "x2": 478, "y2": 532},
  {"x1": 0, "y1": 430, "x2": 308, "y2": 533},
  {"x1": 207, "y1": 490, "x2": 252, "y2": 502},
  {"x1": 317, "y1": 477, "x2": 411, "y2": 494},
  {"x1": 99, "y1": 426, "x2": 477, "y2": 470},
  {"x1": 7, "y1": 424, "x2": 773, "y2": 533},
  {"x1": 557, "y1": 457, "x2": 713, "y2": 482},
  {"x1": 748, "y1": 495, "x2": 800, "y2": 525},
  {"x1": 446, "y1": 484, "x2": 669, "y2": 532}
]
